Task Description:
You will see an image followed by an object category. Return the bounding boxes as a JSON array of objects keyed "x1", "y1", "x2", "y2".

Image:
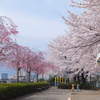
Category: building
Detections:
[
  {"x1": 0, "y1": 73, "x2": 8, "y2": 83},
  {"x1": 1, "y1": 73, "x2": 8, "y2": 80}
]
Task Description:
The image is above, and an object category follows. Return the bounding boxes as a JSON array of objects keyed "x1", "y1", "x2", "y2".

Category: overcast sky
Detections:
[
  {"x1": 0, "y1": 0, "x2": 82, "y2": 51},
  {"x1": 0, "y1": 0, "x2": 68, "y2": 51},
  {"x1": 0, "y1": 0, "x2": 83, "y2": 76}
]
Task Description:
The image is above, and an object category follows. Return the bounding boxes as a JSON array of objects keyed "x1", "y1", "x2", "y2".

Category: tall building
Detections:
[{"x1": 1, "y1": 73, "x2": 8, "y2": 81}]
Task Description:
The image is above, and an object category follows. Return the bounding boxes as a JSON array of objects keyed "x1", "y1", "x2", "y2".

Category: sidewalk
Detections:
[
  {"x1": 71, "y1": 90, "x2": 100, "y2": 100},
  {"x1": 14, "y1": 87, "x2": 70, "y2": 100}
]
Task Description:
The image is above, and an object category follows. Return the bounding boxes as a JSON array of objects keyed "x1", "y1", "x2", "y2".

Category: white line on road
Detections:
[{"x1": 68, "y1": 97, "x2": 71, "y2": 100}]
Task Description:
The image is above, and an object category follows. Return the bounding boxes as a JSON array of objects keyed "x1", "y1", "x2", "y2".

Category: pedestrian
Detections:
[
  {"x1": 76, "y1": 84, "x2": 80, "y2": 92},
  {"x1": 71, "y1": 84, "x2": 75, "y2": 92}
]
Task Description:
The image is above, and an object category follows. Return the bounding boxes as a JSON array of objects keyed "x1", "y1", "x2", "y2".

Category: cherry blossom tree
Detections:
[
  {"x1": 23, "y1": 48, "x2": 41, "y2": 82},
  {"x1": 32, "y1": 52, "x2": 58, "y2": 81},
  {"x1": 0, "y1": 16, "x2": 18, "y2": 62},
  {"x1": 8, "y1": 44, "x2": 56, "y2": 82},
  {"x1": 0, "y1": 16, "x2": 18, "y2": 42},
  {"x1": 8, "y1": 43, "x2": 29, "y2": 82},
  {"x1": 32, "y1": 52, "x2": 45, "y2": 81},
  {"x1": 0, "y1": 16, "x2": 57, "y2": 83},
  {"x1": 48, "y1": 0, "x2": 100, "y2": 79}
]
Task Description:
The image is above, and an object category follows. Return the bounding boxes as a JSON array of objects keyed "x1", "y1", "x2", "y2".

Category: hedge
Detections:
[
  {"x1": 58, "y1": 83, "x2": 72, "y2": 89},
  {"x1": 0, "y1": 81, "x2": 50, "y2": 100},
  {"x1": 58, "y1": 82, "x2": 97, "y2": 90}
]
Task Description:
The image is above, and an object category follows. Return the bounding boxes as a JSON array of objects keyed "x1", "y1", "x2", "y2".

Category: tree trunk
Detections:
[
  {"x1": 17, "y1": 68, "x2": 20, "y2": 83},
  {"x1": 36, "y1": 73, "x2": 39, "y2": 82},
  {"x1": 27, "y1": 71, "x2": 31, "y2": 82},
  {"x1": 42, "y1": 74, "x2": 44, "y2": 79}
]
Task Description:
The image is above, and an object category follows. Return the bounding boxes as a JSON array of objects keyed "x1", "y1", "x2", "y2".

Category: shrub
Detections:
[
  {"x1": 58, "y1": 83, "x2": 68, "y2": 89},
  {"x1": 79, "y1": 82, "x2": 97, "y2": 90},
  {"x1": 48, "y1": 77, "x2": 55, "y2": 86},
  {"x1": 0, "y1": 81, "x2": 50, "y2": 100},
  {"x1": 58, "y1": 82, "x2": 76, "y2": 89},
  {"x1": 58, "y1": 82, "x2": 97, "y2": 90}
]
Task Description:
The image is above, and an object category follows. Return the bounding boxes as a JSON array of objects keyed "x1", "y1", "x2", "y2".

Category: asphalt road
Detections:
[{"x1": 15, "y1": 87, "x2": 71, "y2": 100}]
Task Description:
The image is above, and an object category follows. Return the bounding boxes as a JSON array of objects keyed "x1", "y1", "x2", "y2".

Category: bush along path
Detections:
[
  {"x1": 58, "y1": 82, "x2": 97, "y2": 90},
  {"x1": 0, "y1": 81, "x2": 50, "y2": 100}
]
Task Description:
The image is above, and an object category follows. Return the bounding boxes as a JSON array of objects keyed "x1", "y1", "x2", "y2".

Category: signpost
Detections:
[{"x1": 55, "y1": 77, "x2": 65, "y2": 86}]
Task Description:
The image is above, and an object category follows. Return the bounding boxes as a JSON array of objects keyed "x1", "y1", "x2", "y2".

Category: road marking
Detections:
[{"x1": 68, "y1": 97, "x2": 71, "y2": 100}]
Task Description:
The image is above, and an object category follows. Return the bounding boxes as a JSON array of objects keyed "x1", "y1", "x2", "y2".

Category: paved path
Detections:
[
  {"x1": 15, "y1": 87, "x2": 71, "y2": 100},
  {"x1": 14, "y1": 88, "x2": 100, "y2": 100},
  {"x1": 71, "y1": 90, "x2": 100, "y2": 100}
]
